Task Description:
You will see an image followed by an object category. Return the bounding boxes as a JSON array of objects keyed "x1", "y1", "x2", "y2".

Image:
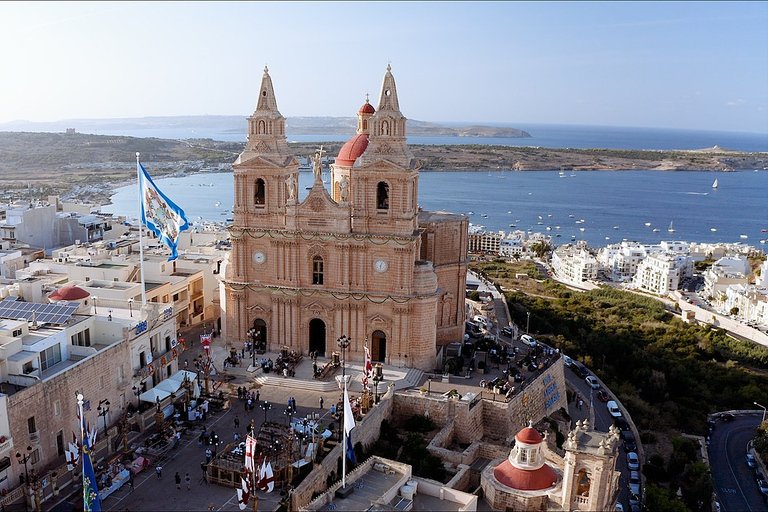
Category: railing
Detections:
[
  {"x1": 574, "y1": 495, "x2": 589, "y2": 506},
  {"x1": 29, "y1": 431, "x2": 40, "y2": 443}
]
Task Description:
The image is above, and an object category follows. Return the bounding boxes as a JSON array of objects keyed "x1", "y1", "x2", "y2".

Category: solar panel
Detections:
[{"x1": 0, "y1": 297, "x2": 78, "y2": 325}]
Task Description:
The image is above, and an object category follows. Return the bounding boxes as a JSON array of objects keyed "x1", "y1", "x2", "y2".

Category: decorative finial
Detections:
[
  {"x1": 264, "y1": 65, "x2": 269, "y2": 74},
  {"x1": 365, "y1": 93, "x2": 370, "y2": 104},
  {"x1": 387, "y1": 63, "x2": 391, "y2": 72}
]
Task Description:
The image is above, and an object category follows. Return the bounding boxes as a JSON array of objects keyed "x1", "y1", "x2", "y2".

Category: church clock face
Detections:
[
  {"x1": 253, "y1": 251, "x2": 266, "y2": 264},
  {"x1": 374, "y1": 259, "x2": 388, "y2": 273}
]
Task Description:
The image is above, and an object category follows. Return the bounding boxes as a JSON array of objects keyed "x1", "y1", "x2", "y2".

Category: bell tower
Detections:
[{"x1": 352, "y1": 65, "x2": 420, "y2": 236}]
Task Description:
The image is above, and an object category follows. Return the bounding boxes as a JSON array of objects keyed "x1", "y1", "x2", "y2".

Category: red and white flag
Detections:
[
  {"x1": 201, "y1": 334, "x2": 211, "y2": 356},
  {"x1": 236, "y1": 475, "x2": 250, "y2": 510},
  {"x1": 258, "y1": 459, "x2": 268, "y2": 491},
  {"x1": 264, "y1": 462, "x2": 275, "y2": 493},
  {"x1": 244, "y1": 435, "x2": 257, "y2": 473},
  {"x1": 362, "y1": 345, "x2": 373, "y2": 389}
]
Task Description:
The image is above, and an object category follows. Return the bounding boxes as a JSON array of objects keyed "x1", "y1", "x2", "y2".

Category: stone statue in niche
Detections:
[{"x1": 339, "y1": 176, "x2": 349, "y2": 203}]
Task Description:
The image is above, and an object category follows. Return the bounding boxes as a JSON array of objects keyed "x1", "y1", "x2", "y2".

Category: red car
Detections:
[{"x1": 597, "y1": 390, "x2": 610, "y2": 402}]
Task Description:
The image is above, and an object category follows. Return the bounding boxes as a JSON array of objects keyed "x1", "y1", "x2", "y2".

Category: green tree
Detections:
[
  {"x1": 530, "y1": 242, "x2": 552, "y2": 258},
  {"x1": 644, "y1": 483, "x2": 688, "y2": 512}
]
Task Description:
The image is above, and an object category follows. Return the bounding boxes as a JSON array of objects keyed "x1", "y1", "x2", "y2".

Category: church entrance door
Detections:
[
  {"x1": 371, "y1": 330, "x2": 386, "y2": 362},
  {"x1": 309, "y1": 319, "x2": 326, "y2": 356}
]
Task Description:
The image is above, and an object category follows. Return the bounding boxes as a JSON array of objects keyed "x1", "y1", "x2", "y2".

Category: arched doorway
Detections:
[
  {"x1": 252, "y1": 319, "x2": 267, "y2": 353},
  {"x1": 371, "y1": 330, "x2": 387, "y2": 362},
  {"x1": 309, "y1": 319, "x2": 326, "y2": 356}
]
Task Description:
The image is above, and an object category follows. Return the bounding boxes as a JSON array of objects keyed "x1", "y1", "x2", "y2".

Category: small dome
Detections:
[
  {"x1": 48, "y1": 285, "x2": 90, "y2": 301},
  {"x1": 336, "y1": 133, "x2": 369, "y2": 167},
  {"x1": 359, "y1": 101, "x2": 375, "y2": 115},
  {"x1": 493, "y1": 460, "x2": 558, "y2": 491},
  {"x1": 516, "y1": 426, "x2": 544, "y2": 445}
]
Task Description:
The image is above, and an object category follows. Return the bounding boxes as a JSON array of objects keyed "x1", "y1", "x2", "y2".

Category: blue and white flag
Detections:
[
  {"x1": 81, "y1": 405, "x2": 102, "y2": 511},
  {"x1": 138, "y1": 161, "x2": 189, "y2": 261}
]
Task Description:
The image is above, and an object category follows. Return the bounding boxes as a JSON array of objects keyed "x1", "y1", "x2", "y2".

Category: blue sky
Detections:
[{"x1": 1, "y1": 1, "x2": 766, "y2": 133}]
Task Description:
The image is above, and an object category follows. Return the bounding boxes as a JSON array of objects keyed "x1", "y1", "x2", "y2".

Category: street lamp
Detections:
[
  {"x1": 337, "y1": 335, "x2": 350, "y2": 387},
  {"x1": 284, "y1": 403, "x2": 296, "y2": 426},
  {"x1": 526, "y1": 311, "x2": 530, "y2": 334},
  {"x1": 247, "y1": 327, "x2": 259, "y2": 367},
  {"x1": 262, "y1": 400, "x2": 272, "y2": 423},
  {"x1": 755, "y1": 401, "x2": 767, "y2": 424},
  {"x1": 128, "y1": 297, "x2": 134, "y2": 317},
  {"x1": 97, "y1": 399, "x2": 110, "y2": 438},
  {"x1": 15, "y1": 445, "x2": 32, "y2": 512},
  {"x1": 132, "y1": 385, "x2": 141, "y2": 409},
  {"x1": 373, "y1": 364, "x2": 384, "y2": 403}
]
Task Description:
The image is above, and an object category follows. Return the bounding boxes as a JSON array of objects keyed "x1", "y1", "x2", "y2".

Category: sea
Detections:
[{"x1": 101, "y1": 124, "x2": 768, "y2": 250}]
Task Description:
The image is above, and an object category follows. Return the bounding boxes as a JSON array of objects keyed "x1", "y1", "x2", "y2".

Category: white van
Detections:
[{"x1": 473, "y1": 315, "x2": 488, "y2": 327}]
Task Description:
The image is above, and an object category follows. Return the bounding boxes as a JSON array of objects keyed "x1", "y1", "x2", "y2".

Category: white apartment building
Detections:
[
  {"x1": 632, "y1": 252, "x2": 692, "y2": 295},
  {"x1": 597, "y1": 242, "x2": 654, "y2": 282},
  {"x1": 701, "y1": 255, "x2": 751, "y2": 301},
  {"x1": 551, "y1": 244, "x2": 598, "y2": 284}
]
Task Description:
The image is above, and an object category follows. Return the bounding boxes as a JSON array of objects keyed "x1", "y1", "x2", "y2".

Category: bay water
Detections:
[{"x1": 104, "y1": 168, "x2": 768, "y2": 249}]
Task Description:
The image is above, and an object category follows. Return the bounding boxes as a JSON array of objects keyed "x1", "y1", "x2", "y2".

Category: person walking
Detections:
[
  {"x1": 156, "y1": 465, "x2": 163, "y2": 480},
  {"x1": 175, "y1": 472, "x2": 181, "y2": 490},
  {"x1": 319, "y1": 396, "x2": 324, "y2": 409},
  {"x1": 185, "y1": 473, "x2": 191, "y2": 490},
  {"x1": 234, "y1": 415, "x2": 240, "y2": 429}
]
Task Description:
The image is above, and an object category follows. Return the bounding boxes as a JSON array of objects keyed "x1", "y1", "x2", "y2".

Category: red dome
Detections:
[
  {"x1": 516, "y1": 427, "x2": 544, "y2": 445},
  {"x1": 359, "y1": 102, "x2": 375, "y2": 114},
  {"x1": 493, "y1": 460, "x2": 558, "y2": 491},
  {"x1": 48, "y1": 285, "x2": 90, "y2": 301},
  {"x1": 336, "y1": 133, "x2": 369, "y2": 166}
]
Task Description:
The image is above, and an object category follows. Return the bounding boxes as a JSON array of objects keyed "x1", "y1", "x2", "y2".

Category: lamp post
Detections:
[
  {"x1": 427, "y1": 377, "x2": 432, "y2": 396},
  {"x1": 128, "y1": 297, "x2": 134, "y2": 317},
  {"x1": 183, "y1": 373, "x2": 192, "y2": 411},
  {"x1": 373, "y1": 364, "x2": 384, "y2": 403},
  {"x1": 132, "y1": 385, "x2": 141, "y2": 409},
  {"x1": 756, "y1": 401, "x2": 767, "y2": 424},
  {"x1": 337, "y1": 335, "x2": 350, "y2": 401},
  {"x1": 92, "y1": 296, "x2": 98, "y2": 314},
  {"x1": 526, "y1": 311, "x2": 530, "y2": 334},
  {"x1": 262, "y1": 400, "x2": 272, "y2": 424},
  {"x1": 16, "y1": 446, "x2": 32, "y2": 512},
  {"x1": 284, "y1": 403, "x2": 296, "y2": 426},
  {"x1": 98, "y1": 399, "x2": 111, "y2": 438},
  {"x1": 247, "y1": 327, "x2": 259, "y2": 367}
]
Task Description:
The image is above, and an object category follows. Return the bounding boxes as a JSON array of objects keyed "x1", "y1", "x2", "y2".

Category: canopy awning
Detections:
[
  {"x1": 168, "y1": 370, "x2": 198, "y2": 383},
  {"x1": 154, "y1": 379, "x2": 182, "y2": 394},
  {"x1": 138, "y1": 387, "x2": 170, "y2": 403}
]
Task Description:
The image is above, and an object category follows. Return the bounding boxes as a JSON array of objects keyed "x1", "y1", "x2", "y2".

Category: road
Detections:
[{"x1": 709, "y1": 413, "x2": 767, "y2": 512}]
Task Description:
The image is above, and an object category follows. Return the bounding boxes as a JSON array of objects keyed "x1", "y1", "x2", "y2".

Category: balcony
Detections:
[
  {"x1": 29, "y1": 431, "x2": 40, "y2": 443},
  {"x1": 0, "y1": 435, "x2": 13, "y2": 453}
]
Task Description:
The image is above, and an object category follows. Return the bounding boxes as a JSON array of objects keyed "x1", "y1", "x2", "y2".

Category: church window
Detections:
[
  {"x1": 377, "y1": 182, "x2": 389, "y2": 210},
  {"x1": 254, "y1": 179, "x2": 266, "y2": 206},
  {"x1": 518, "y1": 447, "x2": 528, "y2": 464},
  {"x1": 312, "y1": 256, "x2": 324, "y2": 285},
  {"x1": 363, "y1": 119, "x2": 368, "y2": 131}
]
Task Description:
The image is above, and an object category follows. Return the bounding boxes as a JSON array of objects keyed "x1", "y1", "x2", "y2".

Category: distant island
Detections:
[
  {"x1": 0, "y1": 115, "x2": 531, "y2": 139},
  {"x1": 0, "y1": 128, "x2": 765, "y2": 206}
]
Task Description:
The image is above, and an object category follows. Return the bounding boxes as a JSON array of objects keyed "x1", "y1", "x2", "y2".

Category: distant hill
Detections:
[{"x1": 0, "y1": 115, "x2": 531, "y2": 139}]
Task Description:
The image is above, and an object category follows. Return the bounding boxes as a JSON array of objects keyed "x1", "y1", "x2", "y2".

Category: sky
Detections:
[{"x1": 1, "y1": 1, "x2": 766, "y2": 133}]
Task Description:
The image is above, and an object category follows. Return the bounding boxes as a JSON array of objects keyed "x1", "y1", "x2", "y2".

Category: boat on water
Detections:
[
  {"x1": 712, "y1": 179, "x2": 718, "y2": 189},
  {"x1": 711, "y1": 227, "x2": 717, "y2": 232},
  {"x1": 740, "y1": 234, "x2": 748, "y2": 239},
  {"x1": 579, "y1": 227, "x2": 585, "y2": 232},
  {"x1": 645, "y1": 222, "x2": 652, "y2": 227},
  {"x1": 614, "y1": 225, "x2": 620, "y2": 229},
  {"x1": 653, "y1": 228, "x2": 660, "y2": 232},
  {"x1": 668, "y1": 221, "x2": 675, "y2": 233}
]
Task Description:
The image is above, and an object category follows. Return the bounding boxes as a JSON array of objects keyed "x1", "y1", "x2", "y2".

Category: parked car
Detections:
[
  {"x1": 628, "y1": 470, "x2": 641, "y2": 496},
  {"x1": 747, "y1": 454, "x2": 758, "y2": 468},
  {"x1": 614, "y1": 417, "x2": 630, "y2": 431},
  {"x1": 501, "y1": 326, "x2": 514, "y2": 337},
  {"x1": 757, "y1": 477, "x2": 768, "y2": 496},
  {"x1": 597, "y1": 389, "x2": 610, "y2": 402},
  {"x1": 607, "y1": 400, "x2": 622, "y2": 418},
  {"x1": 520, "y1": 334, "x2": 537, "y2": 347},
  {"x1": 585, "y1": 376, "x2": 600, "y2": 389},
  {"x1": 623, "y1": 431, "x2": 637, "y2": 453},
  {"x1": 563, "y1": 355, "x2": 573, "y2": 368},
  {"x1": 721, "y1": 412, "x2": 735, "y2": 421},
  {"x1": 571, "y1": 361, "x2": 590, "y2": 379},
  {"x1": 627, "y1": 451, "x2": 640, "y2": 471}
]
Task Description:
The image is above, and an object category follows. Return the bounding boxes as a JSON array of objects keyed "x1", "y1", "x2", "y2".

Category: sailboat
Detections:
[
  {"x1": 712, "y1": 178, "x2": 718, "y2": 189},
  {"x1": 668, "y1": 221, "x2": 675, "y2": 233}
]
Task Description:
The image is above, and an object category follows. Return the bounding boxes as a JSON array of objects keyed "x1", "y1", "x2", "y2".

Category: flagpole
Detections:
[
  {"x1": 342, "y1": 376, "x2": 348, "y2": 490},
  {"x1": 136, "y1": 153, "x2": 147, "y2": 305}
]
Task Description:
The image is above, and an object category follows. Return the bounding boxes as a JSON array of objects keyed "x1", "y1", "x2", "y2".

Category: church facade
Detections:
[{"x1": 220, "y1": 66, "x2": 467, "y2": 370}]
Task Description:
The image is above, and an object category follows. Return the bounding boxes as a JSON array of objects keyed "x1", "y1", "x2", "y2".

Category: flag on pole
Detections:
[
  {"x1": 244, "y1": 435, "x2": 257, "y2": 473},
  {"x1": 81, "y1": 402, "x2": 102, "y2": 511},
  {"x1": 138, "y1": 160, "x2": 189, "y2": 261},
  {"x1": 236, "y1": 476, "x2": 250, "y2": 510},
  {"x1": 264, "y1": 462, "x2": 275, "y2": 493},
  {"x1": 258, "y1": 459, "x2": 267, "y2": 491},
  {"x1": 201, "y1": 334, "x2": 211, "y2": 357},
  {"x1": 362, "y1": 345, "x2": 373, "y2": 389},
  {"x1": 343, "y1": 384, "x2": 356, "y2": 465}
]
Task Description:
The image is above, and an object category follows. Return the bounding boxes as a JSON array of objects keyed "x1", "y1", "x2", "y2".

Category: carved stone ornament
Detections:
[
  {"x1": 255, "y1": 141, "x2": 271, "y2": 153},
  {"x1": 374, "y1": 143, "x2": 393, "y2": 155}
]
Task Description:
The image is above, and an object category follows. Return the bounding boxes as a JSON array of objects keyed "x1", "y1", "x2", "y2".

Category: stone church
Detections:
[{"x1": 221, "y1": 66, "x2": 468, "y2": 370}]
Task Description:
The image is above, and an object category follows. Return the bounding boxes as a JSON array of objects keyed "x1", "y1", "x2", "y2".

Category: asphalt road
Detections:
[{"x1": 709, "y1": 413, "x2": 767, "y2": 512}]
